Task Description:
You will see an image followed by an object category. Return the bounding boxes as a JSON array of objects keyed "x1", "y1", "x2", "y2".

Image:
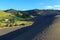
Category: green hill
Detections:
[
  {"x1": 5, "y1": 9, "x2": 32, "y2": 21},
  {"x1": 0, "y1": 10, "x2": 33, "y2": 28},
  {"x1": 0, "y1": 9, "x2": 60, "y2": 28},
  {"x1": 0, "y1": 10, "x2": 13, "y2": 18}
]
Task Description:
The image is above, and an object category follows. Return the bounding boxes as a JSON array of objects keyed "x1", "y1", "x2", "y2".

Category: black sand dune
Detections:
[
  {"x1": 0, "y1": 14, "x2": 57, "y2": 40},
  {"x1": 33, "y1": 15, "x2": 60, "y2": 40}
]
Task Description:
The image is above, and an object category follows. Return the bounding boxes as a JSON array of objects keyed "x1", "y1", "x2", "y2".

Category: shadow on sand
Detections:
[{"x1": 0, "y1": 15, "x2": 56, "y2": 40}]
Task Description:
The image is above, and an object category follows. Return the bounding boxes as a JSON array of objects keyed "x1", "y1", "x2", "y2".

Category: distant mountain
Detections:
[
  {"x1": 4, "y1": 9, "x2": 60, "y2": 20},
  {"x1": 5, "y1": 9, "x2": 19, "y2": 17},
  {"x1": 4, "y1": 9, "x2": 32, "y2": 21},
  {"x1": 1, "y1": 9, "x2": 60, "y2": 40}
]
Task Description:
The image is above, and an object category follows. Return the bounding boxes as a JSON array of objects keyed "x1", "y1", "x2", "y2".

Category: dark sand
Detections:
[
  {"x1": 0, "y1": 15, "x2": 60, "y2": 40},
  {"x1": 33, "y1": 15, "x2": 60, "y2": 40}
]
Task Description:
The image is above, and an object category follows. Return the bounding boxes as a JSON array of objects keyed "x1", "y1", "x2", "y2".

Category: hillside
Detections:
[
  {"x1": 0, "y1": 9, "x2": 60, "y2": 40},
  {"x1": 1, "y1": 13, "x2": 60, "y2": 40},
  {"x1": 5, "y1": 9, "x2": 32, "y2": 21},
  {"x1": 0, "y1": 10, "x2": 33, "y2": 28},
  {"x1": 5, "y1": 9, "x2": 60, "y2": 18},
  {"x1": 0, "y1": 10, "x2": 13, "y2": 18}
]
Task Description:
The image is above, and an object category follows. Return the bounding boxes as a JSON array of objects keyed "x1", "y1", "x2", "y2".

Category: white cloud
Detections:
[
  {"x1": 45, "y1": 5, "x2": 60, "y2": 10},
  {"x1": 45, "y1": 6, "x2": 53, "y2": 9}
]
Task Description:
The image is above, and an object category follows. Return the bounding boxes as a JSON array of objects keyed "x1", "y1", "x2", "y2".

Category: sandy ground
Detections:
[
  {"x1": 0, "y1": 25, "x2": 28, "y2": 36},
  {"x1": 0, "y1": 15, "x2": 60, "y2": 40},
  {"x1": 33, "y1": 15, "x2": 60, "y2": 40}
]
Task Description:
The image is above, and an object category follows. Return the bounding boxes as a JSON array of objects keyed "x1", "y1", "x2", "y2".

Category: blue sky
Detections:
[{"x1": 0, "y1": 0, "x2": 60, "y2": 10}]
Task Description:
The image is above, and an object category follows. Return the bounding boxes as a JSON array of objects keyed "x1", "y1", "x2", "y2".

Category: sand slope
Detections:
[
  {"x1": 33, "y1": 15, "x2": 60, "y2": 40},
  {"x1": 0, "y1": 14, "x2": 60, "y2": 40}
]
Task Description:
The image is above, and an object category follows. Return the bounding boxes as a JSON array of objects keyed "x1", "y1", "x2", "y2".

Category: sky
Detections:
[{"x1": 0, "y1": 0, "x2": 60, "y2": 10}]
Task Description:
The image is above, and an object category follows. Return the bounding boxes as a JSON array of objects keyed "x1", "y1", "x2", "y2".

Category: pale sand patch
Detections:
[{"x1": 0, "y1": 24, "x2": 32, "y2": 36}]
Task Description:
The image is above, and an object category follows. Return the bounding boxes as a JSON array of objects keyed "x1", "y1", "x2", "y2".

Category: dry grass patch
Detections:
[{"x1": 0, "y1": 21, "x2": 34, "y2": 29}]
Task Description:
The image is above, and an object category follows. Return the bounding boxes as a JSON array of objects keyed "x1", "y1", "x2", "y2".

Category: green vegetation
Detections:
[
  {"x1": 0, "y1": 9, "x2": 59, "y2": 29},
  {"x1": 0, "y1": 10, "x2": 33, "y2": 28}
]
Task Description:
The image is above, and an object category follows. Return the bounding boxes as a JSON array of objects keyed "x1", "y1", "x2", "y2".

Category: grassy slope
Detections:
[
  {"x1": 0, "y1": 10, "x2": 30, "y2": 21},
  {"x1": 0, "y1": 11, "x2": 13, "y2": 18},
  {"x1": 0, "y1": 10, "x2": 33, "y2": 28}
]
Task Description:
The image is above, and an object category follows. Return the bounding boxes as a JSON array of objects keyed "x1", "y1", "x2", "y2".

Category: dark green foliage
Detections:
[
  {"x1": 5, "y1": 9, "x2": 18, "y2": 15},
  {"x1": 5, "y1": 9, "x2": 32, "y2": 21},
  {"x1": 5, "y1": 9, "x2": 60, "y2": 21}
]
